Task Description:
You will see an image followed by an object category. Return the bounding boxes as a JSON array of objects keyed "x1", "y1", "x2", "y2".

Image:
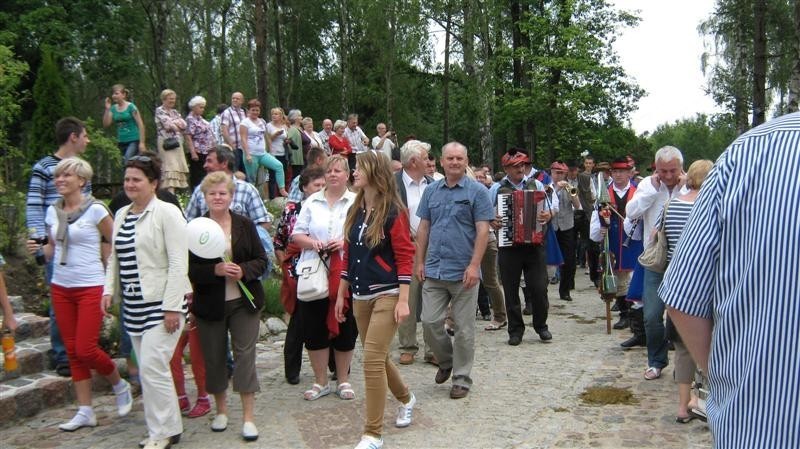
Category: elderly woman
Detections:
[
  {"x1": 662, "y1": 159, "x2": 714, "y2": 423},
  {"x1": 286, "y1": 109, "x2": 305, "y2": 177},
  {"x1": 328, "y1": 120, "x2": 354, "y2": 174},
  {"x1": 335, "y1": 151, "x2": 416, "y2": 449},
  {"x1": 103, "y1": 84, "x2": 146, "y2": 162},
  {"x1": 239, "y1": 99, "x2": 288, "y2": 197},
  {"x1": 188, "y1": 171, "x2": 266, "y2": 442},
  {"x1": 27, "y1": 158, "x2": 132, "y2": 432},
  {"x1": 302, "y1": 117, "x2": 324, "y2": 160},
  {"x1": 184, "y1": 95, "x2": 216, "y2": 189},
  {"x1": 274, "y1": 166, "x2": 327, "y2": 384},
  {"x1": 154, "y1": 89, "x2": 189, "y2": 192},
  {"x1": 291, "y1": 155, "x2": 358, "y2": 401},
  {"x1": 102, "y1": 155, "x2": 191, "y2": 449}
]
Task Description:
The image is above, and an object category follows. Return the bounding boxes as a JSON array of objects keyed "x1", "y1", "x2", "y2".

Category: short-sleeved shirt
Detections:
[
  {"x1": 111, "y1": 102, "x2": 140, "y2": 143},
  {"x1": 240, "y1": 117, "x2": 268, "y2": 156},
  {"x1": 291, "y1": 189, "x2": 356, "y2": 264},
  {"x1": 417, "y1": 176, "x2": 494, "y2": 281},
  {"x1": 184, "y1": 113, "x2": 215, "y2": 154},
  {"x1": 185, "y1": 178, "x2": 269, "y2": 224},
  {"x1": 266, "y1": 122, "x2": 287, "y2": 156},
  {"x1": 45, "y1": 203, "x2": 109, "y2": 287},
  {"x1": 221, "y1": 106, "x2": 246, "y2": 149},
  {"x1": 371, "y1": 135, "x2": 395, "y2": 161}
]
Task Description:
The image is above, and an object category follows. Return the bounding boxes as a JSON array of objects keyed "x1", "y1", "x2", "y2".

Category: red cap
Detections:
[
  {"x1": 550, "y1": 161, "x2": 568, "y2": 172},
  {"x1": 610, "y1": 161, "x2": 632, "y2": 170},
  {"x1": 501, "y1": 151, "x2": 530, "y2": 167}
]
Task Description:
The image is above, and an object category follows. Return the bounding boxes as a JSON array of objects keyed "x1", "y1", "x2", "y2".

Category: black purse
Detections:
[{"x1": 163, "y1": 136, "x2": 180, "y2": 151}]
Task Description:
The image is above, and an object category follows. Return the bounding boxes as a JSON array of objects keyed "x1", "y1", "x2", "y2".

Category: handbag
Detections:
[
  {"x1": 162, "y1": 136, "x2": 181, "y2": 151},
  {"x1": 638, "y1": 199, "x2": 671, "y2": 273},
  {"x1": 295, "y1": 252, "x2": 330, "y2": 301}
]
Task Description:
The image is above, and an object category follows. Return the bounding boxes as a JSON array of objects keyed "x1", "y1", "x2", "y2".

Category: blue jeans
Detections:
[
  {"x1": 45, "y1": 260, "x2": 68, "y2": 366},
  {"x1": 642, "y1": 269, "x2": 669, "y2": 369},
  {"x1": 119, "y1": 140, "x2": 140, "y2": 163}
]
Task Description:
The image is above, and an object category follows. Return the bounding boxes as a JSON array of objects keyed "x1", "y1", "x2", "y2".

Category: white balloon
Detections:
[{"x1": 186, "y1": 217, "x2": 226, "y2": 259}]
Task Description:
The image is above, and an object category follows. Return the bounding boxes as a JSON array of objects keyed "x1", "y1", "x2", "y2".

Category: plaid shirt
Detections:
[
  {"x1": 185, "y1": 178, "x2": 269, "y2": 224},
  {"x1": 287, "y1": 175, "x2": 304, "y2": 203}
]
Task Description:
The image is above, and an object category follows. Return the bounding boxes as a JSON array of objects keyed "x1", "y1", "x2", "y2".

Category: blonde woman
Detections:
[
  {"x1": 154, "y1": 89, "x2": 189, "y2": 192},
  {"x1": 335, "y1": 151, "x2": 416, "y2": 449}
]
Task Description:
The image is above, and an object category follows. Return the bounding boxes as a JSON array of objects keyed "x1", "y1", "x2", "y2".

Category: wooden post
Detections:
[{"x1": 605, "y1": 299, "x2": 612, "y2": 334}]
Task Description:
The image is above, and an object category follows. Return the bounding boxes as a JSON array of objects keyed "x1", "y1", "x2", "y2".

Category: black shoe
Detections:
[
  {"x1": 508, "y1": 335, "x2": 522, "y2": 346},
  {"x1": 481, "y1": 312, "x2": 492, "y2": 321},
  {"x1": 611, "y1": 302, "x2": 620, "y2": 312},
  {"x1": 613, "y1": 317, "x2": 629, "y2": 330},
  {"x1": 559, "y1": 295, "x2": 573, "y2": 302},
  {"x1": 538, "y1": 330, "x2": 553, "y2": 341},
  {"x1": 56, "y1": 364, "x2": 71, "y2": 377},
  {"x1": 286, "y1": 375, "x2": 300, "y2": 385},
  {"x1": 523, "y1": 306, "x2": 532, "y2": 316},
  {"x1": 435, "y1": 367, "x2": 452, "y2": 384},
  {"x1": 620, "y1": 334, "x2": 646, "y2": 348}
]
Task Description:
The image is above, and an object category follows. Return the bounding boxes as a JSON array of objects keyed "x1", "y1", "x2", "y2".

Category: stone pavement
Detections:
[{"x1": 0, "y1": 273, "x2": 713, "y2": 449}]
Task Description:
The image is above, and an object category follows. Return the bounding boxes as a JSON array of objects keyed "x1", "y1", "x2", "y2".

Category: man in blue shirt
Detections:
[{"x1": 416, "y1": 142, "x2": 494, "y2": 400}]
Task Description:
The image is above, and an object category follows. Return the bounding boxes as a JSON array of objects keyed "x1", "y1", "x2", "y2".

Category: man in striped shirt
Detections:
[
  {"x1": 25, "y1": 117, "x2": 91, "y2": 377},
  {"x1": 660, "y1": 112, "x2": 800, "y2": 448}
]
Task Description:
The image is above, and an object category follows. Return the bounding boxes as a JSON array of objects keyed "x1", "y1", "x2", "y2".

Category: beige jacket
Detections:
[{"x1": 103, "y1": 197, "x2": 191, "y2": 312}]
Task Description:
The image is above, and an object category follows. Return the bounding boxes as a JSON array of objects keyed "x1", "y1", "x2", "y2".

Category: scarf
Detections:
[{"x1": 53, "y1": 195, "x2": 109, "y2": 266}]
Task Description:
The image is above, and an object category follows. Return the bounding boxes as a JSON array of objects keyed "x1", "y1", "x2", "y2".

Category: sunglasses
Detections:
[{"x1": 128, "y1": 155, "x2": 152, "y2": 163}]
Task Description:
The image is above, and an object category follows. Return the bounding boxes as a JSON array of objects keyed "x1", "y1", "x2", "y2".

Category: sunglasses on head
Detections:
[{"x1": 127, "y1": 155, "x2": 152, "y2": 163}]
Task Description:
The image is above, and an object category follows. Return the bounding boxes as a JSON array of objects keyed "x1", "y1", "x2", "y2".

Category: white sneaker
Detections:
[
  {"x1": 142, "y1": 438, "x2": 172, "y2": 449},
  {"x1": 211, "y1": 413, "x2": 228, "y2": 432},
  {"x1": 242, "y1": 421, "x2": 259, "y2": 441},
  {"x1": 395, "y1": 392, "x2": 416, "y2": 428},
  {"x1": 115, "y1": 379, "x2": 133, "y2": 416},
  {"x1": 58, "y1": 410, "x2": 97, "y2": 432},
  {"x1": 354, "y1": 435, "x2": 384, "y2": 449}
]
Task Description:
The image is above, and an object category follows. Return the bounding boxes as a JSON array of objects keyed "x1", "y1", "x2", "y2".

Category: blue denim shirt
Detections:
[{"x1": 417, "y1": 175, "x2": 494, "y2": 281}]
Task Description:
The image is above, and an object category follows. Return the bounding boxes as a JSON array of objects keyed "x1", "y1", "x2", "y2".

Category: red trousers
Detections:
[
  {"x1": 170, "y1": 325, "x2": 207, "y2": 397},
  {"x1": 50, "y1": 284, "x2": 116, "y2": 382}
]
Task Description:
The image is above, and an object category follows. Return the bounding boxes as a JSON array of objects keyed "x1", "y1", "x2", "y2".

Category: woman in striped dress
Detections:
[{"x1": 102, "y1": 154, "x2": 191, "y2": 449}]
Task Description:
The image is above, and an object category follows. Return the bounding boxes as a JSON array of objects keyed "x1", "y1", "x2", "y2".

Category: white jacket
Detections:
[
  {"x1": 626, "y1": 176, "x2": 688, "y2": 249},
  {"x1": 103, "y1": 197, "x2": 191, "y2": 312}
]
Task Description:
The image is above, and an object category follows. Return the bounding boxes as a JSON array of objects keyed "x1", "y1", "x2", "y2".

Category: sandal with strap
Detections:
[
  {"x1": 484, "y1": 321, "x2": 507, "y2": 331},
  {"x1": 303, "y1": 383, "x2": 331, "y2": 401},
  {"x1": 336, "y1": 382, "x2": 356, "y2": 400},
  {"x1": 644, "y1": 367, "x2": 662, "y2": 380}
]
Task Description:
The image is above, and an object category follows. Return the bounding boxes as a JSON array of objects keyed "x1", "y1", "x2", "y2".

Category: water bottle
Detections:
[{"x1": 1, "y1": 329, "x2": 17, "y2": 372}]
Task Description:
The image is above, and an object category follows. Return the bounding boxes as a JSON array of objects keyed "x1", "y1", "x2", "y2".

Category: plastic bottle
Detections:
[{"x1": 2, "y1": 329, "x2": 18, "y2": 372}]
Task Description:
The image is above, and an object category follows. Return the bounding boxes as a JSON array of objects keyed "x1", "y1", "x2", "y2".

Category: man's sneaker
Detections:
[
  {"x1": 354, "y1": 435, "x2": 384, "y2": 449},
  {"x1": 242, "y1": 421, "x2": 259, "y2": 441},
  {"x1": 116, "y1": 380, "x2": 134, "y2": 417},
  {"x1": 211, "y1": 414, "x2": 228, "y2": 432},
  {"x1": 395, "y1": 392, "x2": 416, "y2": 428},
  {"x1": 58, "y1": 410, "x2": 97, "y2": 432}
]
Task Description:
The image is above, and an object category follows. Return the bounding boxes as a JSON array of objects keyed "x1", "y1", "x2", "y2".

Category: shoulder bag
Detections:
[
  {"x1": 637, "y1": 199, "x2": 671, "y2": 273},
  {"x1": 296, "y1": 251, "x2": 330, "y2": 301}
]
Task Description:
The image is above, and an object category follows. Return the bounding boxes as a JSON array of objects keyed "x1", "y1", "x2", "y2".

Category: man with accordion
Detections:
[{"x1": 491, "y1": 149, "x2": 553, "y2": 346}]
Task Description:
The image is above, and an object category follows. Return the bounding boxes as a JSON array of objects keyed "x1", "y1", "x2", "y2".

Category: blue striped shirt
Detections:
[
  {"x1": 25, "y1": 155, "x2": 92, "y2": 237},
  {"x1": 659, "y1": 112, "x2": 800, "y2": 449},
  {"x1": 659, "y1": 198, "x2": 695, "y2": 264}
]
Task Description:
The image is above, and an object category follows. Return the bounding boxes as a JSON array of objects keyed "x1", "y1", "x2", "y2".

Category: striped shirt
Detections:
[
  {"x1": 25, "y1": 155, "x2": 92, "y2": 237},
  {"x1": 659, "y1": 198, "x2": 694, "y2": 264},
  {"x1": 658, "y1": 111, "x2": 800, "y2": 449},
  {"x1": 116, "y1": 212, "x2": 185, "y2": 335}
]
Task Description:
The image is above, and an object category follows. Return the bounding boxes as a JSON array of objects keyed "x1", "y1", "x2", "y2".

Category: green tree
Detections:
[
  {"x1": 648, "y1": 114, "x2": 736, "y2": 165},
  {"x1": 26, "y1": 47, "x2": 72, "y2": 162},
  {"x1": 0, "y1": 44, "x2": 29, "y2": 188}
]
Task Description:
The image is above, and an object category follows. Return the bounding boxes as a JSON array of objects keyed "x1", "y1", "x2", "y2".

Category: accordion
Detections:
[{"x1": 497, "y1": 190, "x2": 546, "y2": 247}]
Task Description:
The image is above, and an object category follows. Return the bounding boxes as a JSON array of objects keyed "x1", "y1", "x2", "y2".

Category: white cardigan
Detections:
[{"x1": 103, "y1": 197, "x2": 191, "y2": 312}]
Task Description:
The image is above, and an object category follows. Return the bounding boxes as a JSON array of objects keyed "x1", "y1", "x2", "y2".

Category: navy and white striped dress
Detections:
[
  {"x1": 116, "y1": 212, "x2": 164, "y2": 336},
  {"x1": 659, "y1": 112, "x2": 800, "y2": 449},
  {"x1": 661, "y1": 198, "x2": 695, "y2": 264}
]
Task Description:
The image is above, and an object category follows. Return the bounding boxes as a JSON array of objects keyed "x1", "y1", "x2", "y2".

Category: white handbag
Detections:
[{"x1": 296, "y1": 253, "x2": 330, "y2": 301}]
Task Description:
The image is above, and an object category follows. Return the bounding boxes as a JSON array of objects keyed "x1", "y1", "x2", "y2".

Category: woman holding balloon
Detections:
[{"x1": 187, "y1": 171, "x2": 266, "y2": 442}]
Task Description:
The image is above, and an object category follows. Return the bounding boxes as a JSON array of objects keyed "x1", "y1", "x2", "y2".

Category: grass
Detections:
[{"x1": 262, "y1": 276, "x2": 285, "y2": 317}]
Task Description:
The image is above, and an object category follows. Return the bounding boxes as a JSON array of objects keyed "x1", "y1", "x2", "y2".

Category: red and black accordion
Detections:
[{"x1": 497, "y1": 190, "x2": 546, "y2": 247}]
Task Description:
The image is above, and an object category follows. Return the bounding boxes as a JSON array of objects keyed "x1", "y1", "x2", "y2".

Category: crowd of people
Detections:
[{"x1": 13, "y1": 84, "x2": 800, "y2": 449}]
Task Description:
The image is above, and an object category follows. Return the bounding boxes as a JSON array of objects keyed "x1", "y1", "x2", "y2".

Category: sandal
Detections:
[
  {"x1": 675, "y1": 415, "x2": 695, "y2": 424},
  {"x1": 303, "y1": 383, "x2": 331, "y2": 401},
  {"x1": 644, "y1": 367, "x2": 662, "y2": 380},
  {"x1": 484, "y1": 321, "x2": 507, "y2": 331},
  {"x1": 688, "y1": 408, "x2": 708, "y2": 423},
  {"x1": 336, "y1": 382, "x2": 356, "y2": 400}
]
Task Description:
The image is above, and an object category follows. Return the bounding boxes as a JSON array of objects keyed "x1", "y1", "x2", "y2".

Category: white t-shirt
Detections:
[
  {"x1": 291, "y1": 189, "x2": 356, "y2": 263},
  {"x1": 240, "y1": 117, "x2": 268, "y2": 156},
  {"x1": 45, "y1": 203, "x2": 110, "y2": 287},
  {"x1": 266, "y1": 122, "x2": 287, "y2": 156},
  {"x1": 371, "y1": 135, "x2": 395, "y2": 161}
]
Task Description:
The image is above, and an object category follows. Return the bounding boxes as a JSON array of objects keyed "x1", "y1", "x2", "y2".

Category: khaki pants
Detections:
[
  {"x1": 353, "y1": 295, "x2": 412, "y2": 438},
  {"x1": 481, "y1": 237, "x2": 506, "y2": 323},
  {"x1": 396, "y1": 258, "x2": 433, "y2": 358}
]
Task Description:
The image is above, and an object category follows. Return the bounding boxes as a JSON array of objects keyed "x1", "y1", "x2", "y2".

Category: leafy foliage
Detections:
[{"x1": 26, "y1": 47, "x2": 72, "y2": 162}]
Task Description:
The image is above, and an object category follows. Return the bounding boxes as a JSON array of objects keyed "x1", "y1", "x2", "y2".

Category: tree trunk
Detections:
[
  {"x1": 477, "y1": 1, "x2": 494, "y2": 169},
  {"x1": 788, "y1": 0, "x2": 800, "y2": 113},
  {"x1": 338, "y1": 0, "x2": 349, "y2": 115},
  {"x1": 272, "y1": 0, "x2": 286, "y2": 108},
  {"x1": 219, "y1": 0, "x2": 231, "y2": 102},
  {"x1": 752, "y1": 0, "x2": 767, "y2": 126},
  {"x1": 443, "y1": 2, "x2": 453, "y2": 143},
  {"x1": 253, "y1": 0, "x2": 269, "y2": 108},
  {"x1": 385, "y1": 1, "x2": 397, "y2": 128}
]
